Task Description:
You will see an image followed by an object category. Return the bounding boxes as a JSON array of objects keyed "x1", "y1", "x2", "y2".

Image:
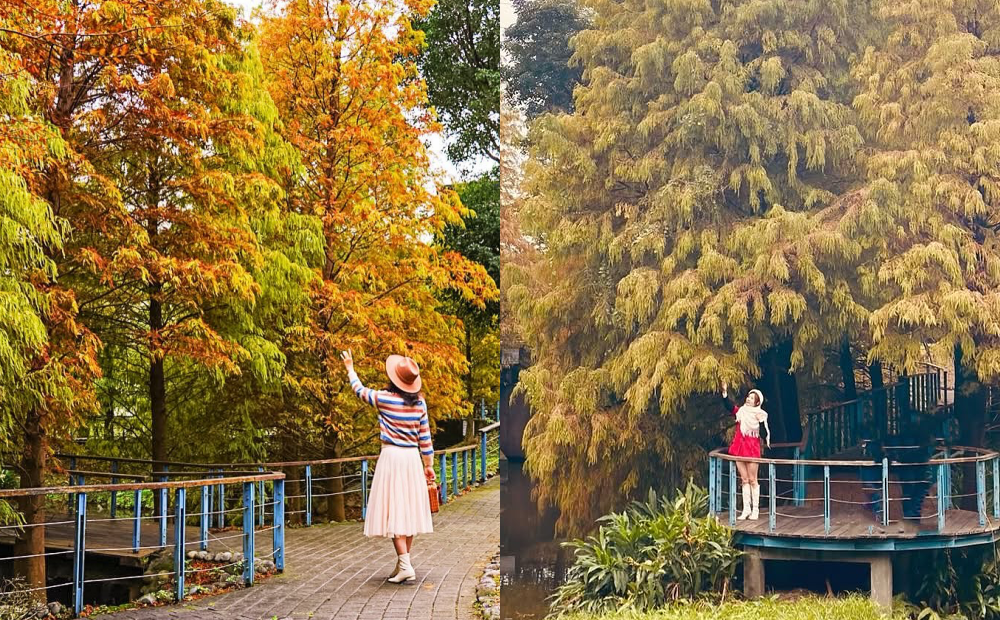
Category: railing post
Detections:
[
  {"x1": 716, "y1": 455, "x2": 723, "y2": 510},
  {"x1": 943, "y1": 449, "x2": 953, "y2": 509},
  {"x1": 768, "y1": 462, "x2": 776, "y2": 532},
  {"x1": 729, "y1": 459, "x2": 736, "y2": 527},
  {"x1": 258, "y1": 466, "x2": 265, "y2": 527},
  {"x1": 216, "y1": 470, "x2": 225, "y2": 529},
  {"x1": 882, "y1": 458, "x2": 889, "y2": 527},
  {"x1": 463, "y1": 450, "x2": 469, "y2": 489},
  {"x1": 273, "y1": 477, "x2": 285, "y2": 572},
  {"x1": 361, "y1": 460, "x2": 369, "y2": 520},
  {"x1": 793, "y1": 447, "x2": 804, "y2": 507},
  {"x1": 242, "y1": 481, "x2": 255, "y2": 586},
  {"x1": 978, "y1": 460, "x2": 987, "y2": 527},
  {"x1": 111, "y1": 460, "x2": 119, "y2": 519},
  {"x1": 938, "y1": 463, "x2": 946, "y2": 533},
  {"x1": 993, "y1": 456, "x2": 999, "y2": 520},
  {"x1": 69, "y1": 456, "x2": 76, "y2": 514},
  {"x1": 440, "y1": 453, "x2": 448, "y2": 505},
  {"x1": 304, "y1": 464, "x2": 313, "y2": 526},
  {"x1": 174, "y1": 487, "x2": 186, "y2": 602},
  {"x1": 200, "y1": 485, "x2": 210, "y2": 551},
  {"x1": 133, "y1": 489, "x2": 142, "y2": 553},
  {"x1": 480, "y1": 431, "x2": 487, "y2": 482},
  {"x1": 73, "y1": 491, "x2": 87, "y2": 617},
  {"x1": 159, "y1": 486, "x2": 168, "y2": 548},
  {"x1": 708, "y1": 457, "x2": 717, "y2": 514},
  {"x1": 823, "y1": 465, "x2": 831, "y2": 534},
  {"x1": 451, "y1": 452, "x2": 458, "y2": 497}
]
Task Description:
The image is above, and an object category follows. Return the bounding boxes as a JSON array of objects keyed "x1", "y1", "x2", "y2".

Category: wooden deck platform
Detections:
[
  {"x1": 717, "y1": 505, "x2": 996, "y2": 540},
  {"x1": 0, "y1": 515, "x2": 276, "y2": 568}
]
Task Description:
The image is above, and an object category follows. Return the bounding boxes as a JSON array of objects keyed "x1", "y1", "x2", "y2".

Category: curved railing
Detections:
[
  {"x1": 802, "y1": 365, "x2": 951, "y2": 460},
  {"x1": 708, "y1": 446, "x2": 1000, "y2": 539},
  {"x1": 0, "y1": 472, "x2": 285, "y2": 615}
]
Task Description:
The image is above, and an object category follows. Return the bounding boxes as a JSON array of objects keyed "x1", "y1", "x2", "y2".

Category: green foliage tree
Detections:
[
  {"x1": 503, "y1": 0, "x2": 589, "y2": 119},
  {"x1": 416, "y1": 0, "x2": 501, "y2": 164},
  {"x1": 508, "y1": 0, "x2": 879, "y2": 533},
  {"x1": 441, "y1": 170, "x2": 501, "y2": 432}
]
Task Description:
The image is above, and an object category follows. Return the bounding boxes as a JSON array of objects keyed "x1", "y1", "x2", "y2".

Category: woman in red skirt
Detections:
[{"x1": 721, "y1": 383, "x2": 770, "y2": 520}]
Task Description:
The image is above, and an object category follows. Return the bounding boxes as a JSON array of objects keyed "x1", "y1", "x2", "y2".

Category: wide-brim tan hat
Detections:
[{"x1": 386, "y1": 355, "x2": 421, "y2": 393}]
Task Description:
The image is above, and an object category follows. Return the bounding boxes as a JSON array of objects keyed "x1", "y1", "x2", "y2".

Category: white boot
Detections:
[
  {"x1": 738, "y1": 484, "x2": 752, "y2": 520},
  {"x1": 388, "y1": 556, "x2": 401, "y2": 579},
  {"x1": 749, "y1": 484, "x2": 760, "y2": 520},
  {"x1": 388, "y1": 553, "x2": 415, "y2": 583}
]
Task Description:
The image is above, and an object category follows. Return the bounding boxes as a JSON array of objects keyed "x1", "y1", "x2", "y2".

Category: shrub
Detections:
[
  {"x1": 555, "y1": 594, "x2": 903, "y2": 620},
  {"x1": 550, "y1": 482, "x2": 740, "y2": 616}
]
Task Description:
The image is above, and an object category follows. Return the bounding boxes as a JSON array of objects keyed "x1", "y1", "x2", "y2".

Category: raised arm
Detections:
[{"x1": 342, "y1": 349, "x2": 381, "y2": 408}]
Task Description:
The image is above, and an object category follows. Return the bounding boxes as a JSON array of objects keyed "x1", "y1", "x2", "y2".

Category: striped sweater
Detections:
[{"x1": 349, "y1": 370, "x2": 434, "y2": 456}]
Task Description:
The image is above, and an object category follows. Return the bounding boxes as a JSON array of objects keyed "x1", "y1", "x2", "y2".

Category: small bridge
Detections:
[
  {"x1": 0, "y1": 424, "x2": 500, "y2": 619},
  {"x1": 708, "y1": 365, "x2": 1000, "y2": 610}
]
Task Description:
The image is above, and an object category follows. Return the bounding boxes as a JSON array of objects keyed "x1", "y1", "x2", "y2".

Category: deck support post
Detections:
[
  {"x1": 870, "y1": 554, "x2": 893, "y2": 612},
  {"x1": 743, "y1": 547, "x2": 764, "y2": 599},
  {"x1": 440, "y1": 454, "x2": 448, "y2": 505},
  {"x1": 110, "y1": 460, "x2": 118, "y2": 519},
  {"x1": 452, "y1": 452, "x2": 458, "y2": 498},
  {"x1": 977, "y1": 460, "x2": 987, "y2": 527}
]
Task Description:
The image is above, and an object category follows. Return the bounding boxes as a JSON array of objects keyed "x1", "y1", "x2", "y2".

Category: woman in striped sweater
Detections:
[{"x1": 342, "y1": 349, "x2": 435, "y2": 584}]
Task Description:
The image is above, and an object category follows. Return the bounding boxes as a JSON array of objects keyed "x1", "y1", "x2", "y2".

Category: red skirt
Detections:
[{"x1": 729, "y1": 430, "x2": 760, "y2": 458}]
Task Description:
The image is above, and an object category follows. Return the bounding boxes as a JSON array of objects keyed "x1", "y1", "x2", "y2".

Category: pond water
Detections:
[{"x1": 500, "y1": 459, "x2": 570, "y2": 620}]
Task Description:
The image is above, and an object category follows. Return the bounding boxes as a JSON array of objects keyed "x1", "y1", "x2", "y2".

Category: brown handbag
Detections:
[{"x1": 428, "y1": 482, "x2": 440, "y2": 514}]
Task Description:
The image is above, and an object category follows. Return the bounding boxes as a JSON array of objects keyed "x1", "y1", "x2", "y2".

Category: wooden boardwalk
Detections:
[
  {"x1": 89, "y1": 479, "x2": 500, "y2": 620},
  {"x1": 0, "y1": 515, "x2": 271, "y2": 569}
]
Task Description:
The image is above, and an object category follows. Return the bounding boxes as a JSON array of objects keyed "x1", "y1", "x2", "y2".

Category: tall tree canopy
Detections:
[
  {"x1": 503, "y1": 0, "x2": 589, "y2": 118},
  {"x1": 509, "y1": 0, "x2": 880, "y2": 533},
  {"x1": 257, "y1": 0, "x2": 496, "y2": 499},
  {"x1": 416, "y1": 0, "x2": 501, "y2": 164}
]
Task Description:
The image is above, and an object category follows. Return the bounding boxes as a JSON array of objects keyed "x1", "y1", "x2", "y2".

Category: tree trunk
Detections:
[
  {"x1": 324, "y1": 437, "x2": 345, "y2": 522},
  {"x1": 756, "y1": 347, "x2": 787, "y2": 443},
  {"x1": 839, "y1": 338, "x2": 857, "y2": 401},
  {"x1": 150, "y1": 283, "x2": 167, "y2": 518},
  {"x1": 776, "y1": 339, "x2": 803, "y2": 444},
  {"x1": 870, "y1": 361, "x2": 886, "y2": 437},
  {"x1": 465, "y1": 323, "x2": 476, "y2": 443},
  {"x1": 955, "y1": 346, "x2": 988, "y2": 510},
  {"x1": 15, "y1": 408, "x2": 47, "y2": 600}
]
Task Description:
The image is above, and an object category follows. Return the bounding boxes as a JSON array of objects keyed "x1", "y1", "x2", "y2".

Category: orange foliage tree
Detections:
[{"x1": 257, "y1": 0, "x2": 496, "y2": 517}]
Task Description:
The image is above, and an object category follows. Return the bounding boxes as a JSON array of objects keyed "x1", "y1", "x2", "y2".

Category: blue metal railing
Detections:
[
  {"x1": 708, "y1": 446, "x2": 998, "y2": 538},
  {"x1": 0, "y1": 472, "x2": 285, "y2": 616}
]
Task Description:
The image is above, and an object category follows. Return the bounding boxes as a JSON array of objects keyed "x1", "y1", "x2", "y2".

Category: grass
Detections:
[{"x1": 556, "y1": 595, "x2": 905, "y2": 620}]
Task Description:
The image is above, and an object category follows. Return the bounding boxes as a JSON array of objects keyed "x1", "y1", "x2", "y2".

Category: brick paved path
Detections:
[{"x1": 96, "y1": 479, "x2": 500, "y2": 620}]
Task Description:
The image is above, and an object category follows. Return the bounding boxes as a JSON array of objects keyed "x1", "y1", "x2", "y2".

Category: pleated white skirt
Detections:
[{"x1": 364, "y1": 444, "x2": 434, "y2": 538}]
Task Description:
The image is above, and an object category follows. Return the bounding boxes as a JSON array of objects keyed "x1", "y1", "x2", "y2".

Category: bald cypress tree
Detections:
[
  {"x1": 852, "y1": 0, "x2": 1000, "y2": 457},
  {"x1": 509, "y1": 0, "x2": 878, "y2": 532}
]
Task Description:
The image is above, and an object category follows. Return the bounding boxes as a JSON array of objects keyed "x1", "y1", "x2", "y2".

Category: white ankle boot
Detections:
[
  {"x1": 749, "y1": 484, "x2": 760, "y2": 520},
  {"x1": 388, "y1": 553, "x2": 415, "y2": 583},
  {"x1": 388, "y1": 556, "x2": 401, "y2": 579},
  {"x1": 738, "y1": 484, "x2": 752, "y2": 520}
]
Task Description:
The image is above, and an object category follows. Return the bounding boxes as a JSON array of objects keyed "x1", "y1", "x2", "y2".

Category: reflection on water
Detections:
[{"x1": 500, "y1": 459, "x2": 570, "y2": 620}]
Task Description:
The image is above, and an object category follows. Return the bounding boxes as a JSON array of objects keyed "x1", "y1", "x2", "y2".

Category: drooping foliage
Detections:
[
  {"x1": 257, "y1": 0, "x2": 497, "y2": 474},
  {"x1": 509, "y1": 0, "x2": 879, "y2": 532}
]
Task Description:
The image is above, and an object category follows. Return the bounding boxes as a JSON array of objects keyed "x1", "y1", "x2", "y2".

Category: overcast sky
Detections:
[{"x1": 226, "y1": 0, "x2": 506, "y2": 183}]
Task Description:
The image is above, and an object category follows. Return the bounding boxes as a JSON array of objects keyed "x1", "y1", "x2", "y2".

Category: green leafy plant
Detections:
[
  {"x1": 550, "y1": 482, "x2": 741, "y2": 616},
  {"x1": 904, "y1": 546, "x2": 1000, "y2": 619}
]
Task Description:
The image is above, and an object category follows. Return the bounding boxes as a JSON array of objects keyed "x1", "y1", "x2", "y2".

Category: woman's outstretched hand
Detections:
[{"x1": 341, "y1": 349, "x2": 354, "y2": 372}]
